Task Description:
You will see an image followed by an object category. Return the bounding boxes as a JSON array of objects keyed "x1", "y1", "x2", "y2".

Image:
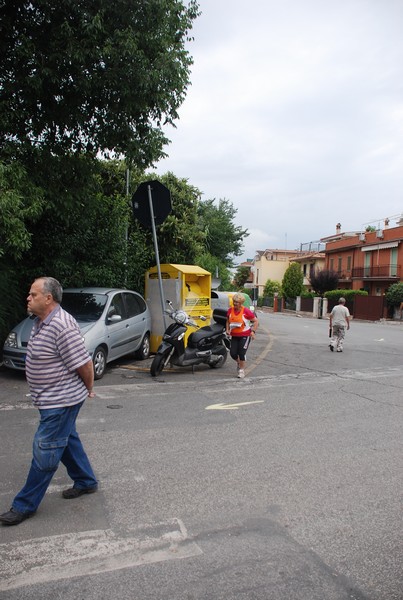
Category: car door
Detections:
[
  {"x1": 122, "y1": 292, "x2": 147, "y2": 352},
  {"x1": 105, "y1": 292, "x2": 132, "y2": 361}
]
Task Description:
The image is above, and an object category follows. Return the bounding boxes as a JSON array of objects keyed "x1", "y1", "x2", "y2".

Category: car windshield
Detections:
[{"x1": 61, "y1": 293, "x2": 107, "y2": 322}]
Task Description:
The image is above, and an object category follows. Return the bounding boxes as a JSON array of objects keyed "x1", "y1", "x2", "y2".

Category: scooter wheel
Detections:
[
  {"x1": 150, "y1": 353, "x2": 167, "y2": 377},
  {"x1": 209, "y1": 345, "x2": 228, "y2": 368}
]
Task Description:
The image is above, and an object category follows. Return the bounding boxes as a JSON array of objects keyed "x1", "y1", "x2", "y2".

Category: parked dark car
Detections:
[{"x1": 2, "y1": 287, "x2": 152, "y2": 379}]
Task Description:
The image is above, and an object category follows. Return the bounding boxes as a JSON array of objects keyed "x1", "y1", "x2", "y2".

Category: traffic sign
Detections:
[{"x1": 132, "y1": 180, "x2": 171, "y2": 228}]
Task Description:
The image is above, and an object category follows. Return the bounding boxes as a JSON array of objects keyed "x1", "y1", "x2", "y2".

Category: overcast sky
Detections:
[{"x1": 155, "y1": 0, "x2": 403, "y2": 262}]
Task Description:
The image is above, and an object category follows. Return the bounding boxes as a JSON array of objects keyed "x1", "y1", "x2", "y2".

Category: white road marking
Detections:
[
  {"x1": 3, "y1": 366, "x2": 403, "y2": 409},
  {"x1": 206, "y1": 400, "x2": 264, "y2": 410},
  {"x1": 0, "y1": 403, "x2": 35, "y2": 411},
  {"x1": 0, "y1": 518, "x2": 202, "y2": 592}
]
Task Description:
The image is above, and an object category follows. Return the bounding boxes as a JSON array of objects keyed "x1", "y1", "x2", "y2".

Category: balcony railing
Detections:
[
  {"x1": 337, "y1": 271, "x2": 351, "y2": 280},
  {"x1": 351, "y1": 265, "x2": 400, "y2": 279}
]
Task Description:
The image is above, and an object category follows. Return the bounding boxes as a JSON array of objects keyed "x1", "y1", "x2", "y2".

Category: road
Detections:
[{"x1": 0, "y1": 311, "x2": 401, "y2": 599}]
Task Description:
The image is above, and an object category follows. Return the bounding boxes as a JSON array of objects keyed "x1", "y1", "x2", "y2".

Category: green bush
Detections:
[
  {"x1": 324, "y1": 289, "x2": 368, "y2": 301},
  {"x1": 385, "y1": 282, "x2": 403, "y2": 306},
  {"x1": 300, "y1": 291, "x2": 317, "y2": 298},
  {"x1": 263, "y1": 279, "x2": 282, "y2": 298}
]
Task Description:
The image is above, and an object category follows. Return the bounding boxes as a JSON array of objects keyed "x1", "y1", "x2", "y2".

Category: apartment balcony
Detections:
[
  {"x1": 351, "y1": 265, "x2": 401, "y2": 279},
  {"x1": 337, "y1": 271, "x2": 351, "y2": 281}
]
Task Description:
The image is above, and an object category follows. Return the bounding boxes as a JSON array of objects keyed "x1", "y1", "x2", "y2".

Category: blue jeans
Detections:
[{"x1": 13, "y1": 402, "x2": 97, "y2": 514}]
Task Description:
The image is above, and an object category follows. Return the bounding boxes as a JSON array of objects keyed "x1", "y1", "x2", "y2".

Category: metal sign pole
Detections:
[
  {"x1": 124, "y1": 167, "x2": 130, "y2": 286},
  {"x1": 147, "y1": 184, "x2": 167, "y2": 330}
]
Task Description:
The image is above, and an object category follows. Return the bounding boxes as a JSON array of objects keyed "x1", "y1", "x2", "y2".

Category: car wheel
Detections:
[
  {"x1": 135, "y1": 333, "x2": 150, "y2": 360},
  {"x1": 93, "y1": 346, "x2": 107, "y2": 380}
]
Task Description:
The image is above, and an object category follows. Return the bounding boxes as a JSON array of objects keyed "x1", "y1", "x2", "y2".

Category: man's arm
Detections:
[{"x1": 76, "y1": 359, "x2": 95, "y2": 397}]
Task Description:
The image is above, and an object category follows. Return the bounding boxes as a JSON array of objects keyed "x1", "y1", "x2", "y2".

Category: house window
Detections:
[
  {"x1": 364, "y1": 253, "x2": 371, "y2": 277},
  {"x1": 391, "y1": 248, "x2": 398, "y2": 276},
  {"x1": 347, "y1": 256, "x2": 351, "y2": 271}
]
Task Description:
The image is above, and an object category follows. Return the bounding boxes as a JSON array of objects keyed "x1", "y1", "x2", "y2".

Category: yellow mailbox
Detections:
[{"x1": 145, "y1": 264, "x2": 211, "y2": 353}]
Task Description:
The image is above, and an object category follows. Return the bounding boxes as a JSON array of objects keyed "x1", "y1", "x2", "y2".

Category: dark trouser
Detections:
[{"x1": 230, "y1": 335, "x2": 250, "y2": 362}]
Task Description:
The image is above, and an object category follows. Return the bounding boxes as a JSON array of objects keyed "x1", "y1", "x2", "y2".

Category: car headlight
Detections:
[{"x1": 4, "y1": 332, "x2": 18, "y2": 348}]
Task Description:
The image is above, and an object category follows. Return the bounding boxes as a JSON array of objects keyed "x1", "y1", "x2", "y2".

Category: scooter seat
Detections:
[{"x1": 188, "y1": 323, "x2": 224, "y2": 347}]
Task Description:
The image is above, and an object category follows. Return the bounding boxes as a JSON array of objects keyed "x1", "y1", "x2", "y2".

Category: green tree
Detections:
[
  {"x1": 0, "y1": 161, "x2": 44, "y2": 260},
  {"x1": 196, "y1": 253, "x2": 233, "y2": 290},
  {"x1": 309, "y1": 269, "x2": 339, "y2": 297},
  {"x1": 16, "y1": 164, "x2": 130, "y2": 287},
  {"x1": 282, "y1": 263, "x2": 304, "y2": 298},
  {"x1": 233, "y1": 266, "x2": 250, "y2": 289},
  {"x1": 385, "y1": 282, "x2": 403, "y2": 306},
  {"x1": 263, "y1": 279, "x2": 282, "y2": 297},
  {"x1": 0, "y1": 161, "x2": 46, "y2": 343},
  {"x1": 148, "y1": 172, "x2": 205, "y2": 265},
  {"x1": 0, "y1": 0, "x2": 200, "y2": 165},
  {"x1": 197, "y1": 198, "x2": 249, "y2": 266}
]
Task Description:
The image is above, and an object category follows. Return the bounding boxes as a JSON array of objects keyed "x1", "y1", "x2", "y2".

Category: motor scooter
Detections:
[{"x1": 150, "y1": 300, "x2": 228, "y2": 377}]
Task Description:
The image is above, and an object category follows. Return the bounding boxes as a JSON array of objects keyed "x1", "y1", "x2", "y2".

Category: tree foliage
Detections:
[
  {"x1": 148, "y1": 172, "x2": 205, "y2": 265},
  {"x1": 0, "y1": 160, "x2": 251, "y2": 346},
  {"x1": 282, "y1": 263, "x2": 304, "y2": 298},
  {"x1": 197, "y1": 198, "x2": 248, "y2": 266},
  {"x1": 385, "y1": 282, "x2": 403, "y2": 306},
  {"x1": 309, "y1": 269, "x2": 339, "y2": 297},
  {"x1": 195, "y1": 253, "x2": 233, "y2": 290},
  {"x1": 0, "y1": 161, "x2": 44, "y2": 259},
  {"x1": 233, "y1": 266, "x2": 250, "y2": 289},
  {"x1": 0, "y1": 0, "x2": 200, "y2": 165},
  {"x1": 263, "y1": 279, "x2": 282, "y2": 297}
]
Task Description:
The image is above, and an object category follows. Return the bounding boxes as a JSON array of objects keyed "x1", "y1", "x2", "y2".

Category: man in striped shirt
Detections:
[{"x1": 0, "y1": 277, "x2": 98, "y2": 526}]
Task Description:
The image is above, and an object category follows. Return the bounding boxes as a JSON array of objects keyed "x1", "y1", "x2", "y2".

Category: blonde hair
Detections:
[{"x1": 232, "y1": 293, "x2": 245, "y2": 304}]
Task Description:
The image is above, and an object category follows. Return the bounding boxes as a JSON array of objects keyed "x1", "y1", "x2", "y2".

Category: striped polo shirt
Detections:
[{"x1": 26, "y1": 306, "x2": 91, "y2": 409}]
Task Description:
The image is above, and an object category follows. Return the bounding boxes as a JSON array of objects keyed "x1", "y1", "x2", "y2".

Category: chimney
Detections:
[{"x1": 336, "y1": 223, "x2": 341, "y2": 234}]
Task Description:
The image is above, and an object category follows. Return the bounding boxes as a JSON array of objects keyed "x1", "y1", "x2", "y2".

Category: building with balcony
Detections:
[
  {"x1": 321, "y1": 217, "x2": 403, "y2": 296},
  {"x1": 252, "y1": 248, "x2": 312, "y2": 296}
]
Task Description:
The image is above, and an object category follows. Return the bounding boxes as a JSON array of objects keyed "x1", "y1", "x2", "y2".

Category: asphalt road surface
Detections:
[{"x1": 0, "y1": 311, "x2": 401, "y2": 600}]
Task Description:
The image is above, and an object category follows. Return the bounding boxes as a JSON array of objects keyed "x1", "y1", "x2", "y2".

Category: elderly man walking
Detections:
[
  {"x1": 329, "y1": 297, "x2": 350, "y2": 352},
  {"x1": 0, "y1": 277, "x2": 98, "y2": 526}
]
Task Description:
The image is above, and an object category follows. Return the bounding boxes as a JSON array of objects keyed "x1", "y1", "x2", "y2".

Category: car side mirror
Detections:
[{"x1": 108, "y1": 314, "x2": 122, "y2": 323}]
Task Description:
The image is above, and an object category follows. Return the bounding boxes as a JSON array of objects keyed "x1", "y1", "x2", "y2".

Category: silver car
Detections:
[{"x1": 2, "y1": 287, "x2": 152, "y2": 379}]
